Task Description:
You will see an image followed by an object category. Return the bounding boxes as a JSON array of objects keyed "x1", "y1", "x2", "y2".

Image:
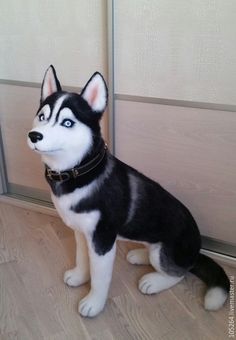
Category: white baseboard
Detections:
[{"x1": 201, "y1": 249, "x2": 236, "y2": 268}]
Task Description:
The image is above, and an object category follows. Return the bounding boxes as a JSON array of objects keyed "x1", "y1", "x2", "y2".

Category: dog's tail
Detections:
[{"x1": 190, "y1": 253, "x2": 230, "y2": 310}]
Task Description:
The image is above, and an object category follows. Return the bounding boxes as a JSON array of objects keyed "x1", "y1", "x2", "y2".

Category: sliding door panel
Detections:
[
  {"x1": 114, "y1": 0, "x2": 236, "y2": 104},
  {"x1": 115, "y1": 100, "x2": 236, "y2": 245},
  {"x1": 0, "y1": 1, "x2": 107, "y2": 201},
  {"x1": 0, "y1": 84, "x2": 48, "y2": 192}
]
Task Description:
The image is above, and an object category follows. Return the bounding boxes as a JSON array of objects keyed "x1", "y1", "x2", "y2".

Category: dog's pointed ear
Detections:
[
  {"x1": 81, "y1": 72, "x2": 108, "y2": 114},
  {"x1": 41, "y1": 65, "x2": 61, "y2": 103}
]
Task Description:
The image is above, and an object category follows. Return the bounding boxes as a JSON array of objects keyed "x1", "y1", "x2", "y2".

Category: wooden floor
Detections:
[{"x1": 0, "y1": 202, "x2": 234, "y2": 340}]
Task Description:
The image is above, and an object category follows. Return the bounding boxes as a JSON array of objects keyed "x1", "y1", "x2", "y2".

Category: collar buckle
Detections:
[{"x1": 47, "y1": 169, "x2": 70, "y2": 182}]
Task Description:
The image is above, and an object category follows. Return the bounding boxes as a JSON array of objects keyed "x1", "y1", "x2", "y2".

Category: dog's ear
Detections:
[
  {"x1": 41, "y1": 65, "x2": 61, "y2": 103},
  {"x1": 81, "y1": 72, "x2": 108, "y2": 115}
]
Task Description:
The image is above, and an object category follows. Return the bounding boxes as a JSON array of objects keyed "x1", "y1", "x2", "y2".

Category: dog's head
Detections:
[{"x1": 27, "y1": 66, "x2": 108, "y2": 171}]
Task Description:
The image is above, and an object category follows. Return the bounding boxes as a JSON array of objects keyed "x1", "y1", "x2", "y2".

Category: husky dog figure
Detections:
[{"x1": 28, "y1": 66, "x2": 229, "y2": 317}]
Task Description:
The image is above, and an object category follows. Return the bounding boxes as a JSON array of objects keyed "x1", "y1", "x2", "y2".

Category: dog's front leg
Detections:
[
  {"x1": 79, "y1": 238, "x2": 116, "y2": 317},
  {"x1": 64, "y1": 230, "x2": 90, "y2": 287}
]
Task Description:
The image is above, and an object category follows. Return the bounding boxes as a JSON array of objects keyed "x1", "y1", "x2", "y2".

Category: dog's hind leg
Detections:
[
  {"x1": 127, "y1": 248, "x2": 150, "y2": 265},
  {"x1": 138, "y1": 243, "x2": 185, "y2": 295},
  {"x1": 64, "y1": 230, "x2": 90, "y2": 287}
]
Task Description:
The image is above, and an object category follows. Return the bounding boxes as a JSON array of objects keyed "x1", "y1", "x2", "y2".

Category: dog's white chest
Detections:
[{"x1": 51, "y1": 185, "x2": 100, "y2": 234}]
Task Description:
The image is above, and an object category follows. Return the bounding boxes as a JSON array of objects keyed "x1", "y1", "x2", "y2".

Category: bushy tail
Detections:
[{"x1": 190, "y1": 253, "x2": 230, "y2": 311}]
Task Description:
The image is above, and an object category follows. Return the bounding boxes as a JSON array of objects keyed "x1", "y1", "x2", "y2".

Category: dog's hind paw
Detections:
[
  {"x1": 64, "y1": 267, "x2": 89, "y2": 287},
  {"x1": 139, "y1": 272, "x2": 184, "y2": 295},
  {"x1": 139, "y1": 273, "x2": 160, "y2": 295},
  {"x1": 126, "y1": 248, "x2": 150, "y2": 265}
]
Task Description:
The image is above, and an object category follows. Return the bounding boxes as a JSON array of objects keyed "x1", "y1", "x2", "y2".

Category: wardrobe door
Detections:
[{"x1": 0, "y1": 1, "x2": 108, "y2": 202}]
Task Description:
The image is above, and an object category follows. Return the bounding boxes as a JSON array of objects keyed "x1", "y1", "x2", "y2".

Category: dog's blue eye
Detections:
[
  {"x1": 61, "y1": 119, "x2": 75, "y2": 128},
  {"x1": 39, "y1": 113, "x2": 45, "y2": 121}
]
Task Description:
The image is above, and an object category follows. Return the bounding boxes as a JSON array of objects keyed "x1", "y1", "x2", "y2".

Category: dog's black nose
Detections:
[{"x1": 28, "y1": 131, "x2": 43, "y2": 143}]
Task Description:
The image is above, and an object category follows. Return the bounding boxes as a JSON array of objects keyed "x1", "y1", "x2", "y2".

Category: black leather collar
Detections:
[{"x1": 45, "y1": 143, "x2": 108, "y2": 182}]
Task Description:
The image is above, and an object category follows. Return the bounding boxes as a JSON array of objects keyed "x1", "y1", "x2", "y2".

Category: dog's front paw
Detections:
[
  {"x1": 78, "y1": 291, "x2": 106, "y2": 317},
  {"x1": 64, "y1": 267, "x2": 89, "y2": 287}
]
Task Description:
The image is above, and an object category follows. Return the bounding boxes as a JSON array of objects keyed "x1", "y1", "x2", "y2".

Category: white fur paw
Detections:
[
  {"x1": 139, "y1": 273, "x2": 160, "y2": 295},
  {"x1": 139, "y1": 272, "x2": 183, "y2": 295},
  {"x1": 64, "y1": 267, "x2": 89, "y2": 287},
  {"x1": 126, "y1": 248, "x2": 150, "y2": 265},
  {"x1": 78, "y1": 291, "x2": 106, "y2": 318}
]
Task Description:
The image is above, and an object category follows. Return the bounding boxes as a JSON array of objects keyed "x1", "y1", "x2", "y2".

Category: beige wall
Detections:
[
  {"x1": 0, "y1": 1, "x2": 108, "y2": 194},
  {"x1": 115, "y1": 100, "x2": 236, "y2": 244},
  {"x1": 0, "y1": 84, "x2": 49, "y2": 191},
  {"x1": 0, "y1": 0, "x2": 107, "y2": 86},
  {"x1": 115, "y1": 0, "x2": 236, "y2": 104},
  {"x1": 114, "y1": 1, "x2": 236, "y2": 245}
]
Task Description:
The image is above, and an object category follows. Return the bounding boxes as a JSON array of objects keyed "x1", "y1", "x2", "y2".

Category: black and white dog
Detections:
[{"x1": 28, "y1": 66, "x2": 229, "y2": 317}]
